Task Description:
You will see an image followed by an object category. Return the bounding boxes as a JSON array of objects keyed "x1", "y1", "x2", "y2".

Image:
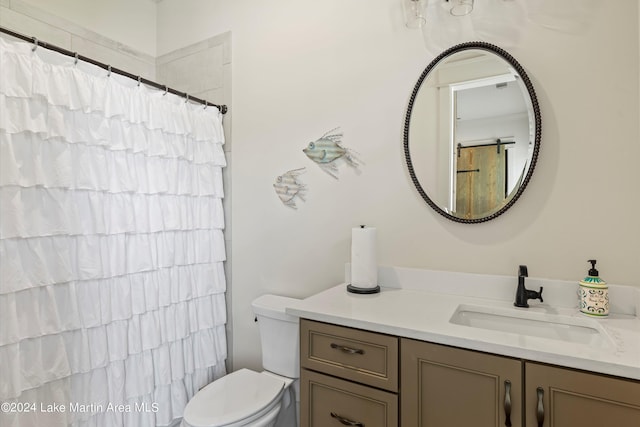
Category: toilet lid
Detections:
[{"x1": 183, "y1": 369, "x2": 285, "y2": 427}]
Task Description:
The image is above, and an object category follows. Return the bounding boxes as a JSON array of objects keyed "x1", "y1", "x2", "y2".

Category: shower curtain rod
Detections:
[{"x1": 0, "y1": 26, "x2": 228, "y2": 114}]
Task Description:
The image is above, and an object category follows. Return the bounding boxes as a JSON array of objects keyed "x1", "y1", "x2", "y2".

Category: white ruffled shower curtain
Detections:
[{"x1": 0, "y1": 37, "x2": 227, "y2": 427}]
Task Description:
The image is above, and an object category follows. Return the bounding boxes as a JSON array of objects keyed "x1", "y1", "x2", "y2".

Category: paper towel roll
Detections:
[{"x1": 351, "y1": 226, "x2": 378, "y2": 288}]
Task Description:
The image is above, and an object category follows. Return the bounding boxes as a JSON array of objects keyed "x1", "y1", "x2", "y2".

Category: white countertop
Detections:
[{"x1": 286, "y1": 267, "x2": 640, "y2": 381}]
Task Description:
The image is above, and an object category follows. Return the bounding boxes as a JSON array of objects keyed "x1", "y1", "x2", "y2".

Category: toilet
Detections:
[{"x1": 182, "y1": 295, "x2": 300, "y2": 427}]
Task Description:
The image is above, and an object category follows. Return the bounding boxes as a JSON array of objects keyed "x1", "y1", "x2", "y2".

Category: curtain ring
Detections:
[
  {"x1": 74, "y1": 52, "x2": 79, "y2": 66},
  {"x1": 137, "y1": 76, "x2": 142, "y2": 86},
  {"x1": 31, "y1": 38, "x2": 38, "y2": 52},
  {"x1": 185, "y1": 94, "x2": 190, "y2": 104},
  {"x1": 107, "y1": 65, "x2": 112, "y2": 77},
  {"x1": 163, "y1": 85, "x2": 168, "y2": 96},
  {"x1": 204, "y1": 101, "x2": 208, "y2": 110}
]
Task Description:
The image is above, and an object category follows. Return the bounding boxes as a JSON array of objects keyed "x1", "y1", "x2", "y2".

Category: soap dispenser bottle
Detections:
[{"x1": 579, "y1": 260, "x2": 609, "y2": 316}]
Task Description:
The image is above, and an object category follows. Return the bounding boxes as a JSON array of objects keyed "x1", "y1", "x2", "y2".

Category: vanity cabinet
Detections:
[
  {"x1": 299, "y1": 320, "x2": 640, "y2": 427},
  {"x1": 401, "y1": 338, "x2": 523, "y2": 427},
  {"x1": 402, "y1": 338, "x2": 640, "y2": 427},
  {"x1": 525, "y1": 362, "x2": 640, "y2": 426},
  {"x1": 299, "y1": 319, "x2": 398, "y2": 427}
]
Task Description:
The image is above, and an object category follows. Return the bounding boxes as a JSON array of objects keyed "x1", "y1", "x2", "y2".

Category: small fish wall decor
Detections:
[
  {"x1": 302, "y1": 127, "x2": 360, "y2": 179},
  {"x1": 273, "y1": 168, "x2": 308, "y2": 209}
]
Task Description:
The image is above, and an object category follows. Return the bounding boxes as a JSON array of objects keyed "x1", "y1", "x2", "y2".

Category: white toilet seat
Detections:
[{"x1": 183, "y1": 369, "x2": 285, "y2": 427}]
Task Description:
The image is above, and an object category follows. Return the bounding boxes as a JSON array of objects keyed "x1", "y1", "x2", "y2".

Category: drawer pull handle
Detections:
[
  {"x1": 504, "y1": 380, "x2": 512, "y2": 427},
  {"x1": 330, "y1": 411, "x2": 364, "y2": 427},
  {"x1": 330, "y1": 343, "x2": 365, "y2": 355},
  {"x1": 536, "y1": 387, "x2": 545, "y2": 427}
]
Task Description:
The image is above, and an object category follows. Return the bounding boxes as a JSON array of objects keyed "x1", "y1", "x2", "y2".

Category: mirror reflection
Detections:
[{"x1": 404, "y1": 42, "x2": 540, "y2": 223}]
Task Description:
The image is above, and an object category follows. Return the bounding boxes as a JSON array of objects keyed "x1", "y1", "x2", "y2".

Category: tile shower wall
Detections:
[
  {"x1": 0, "y1": 0, "x2": 156, "y2": 79},
  {"x1": 1, "y1": 0, "x2": 234, "y2": 368}
]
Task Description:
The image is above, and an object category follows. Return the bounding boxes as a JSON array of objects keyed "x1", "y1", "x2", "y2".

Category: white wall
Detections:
[
  {"x1": 3, "y1": 0, "x2": 638, "y2": 373},
  {"x1": 157, "y1": 0, "x2": 640, "y2": 371}
]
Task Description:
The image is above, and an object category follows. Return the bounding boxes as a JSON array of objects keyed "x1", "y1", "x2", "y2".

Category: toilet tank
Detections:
[{"x1": 251, "y1": 295, "x2": 300, "y2": 378}]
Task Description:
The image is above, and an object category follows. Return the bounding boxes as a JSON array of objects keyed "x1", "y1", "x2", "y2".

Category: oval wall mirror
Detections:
[{"x1": 404, "y1": 42, "x2": 541, "y2": 223}]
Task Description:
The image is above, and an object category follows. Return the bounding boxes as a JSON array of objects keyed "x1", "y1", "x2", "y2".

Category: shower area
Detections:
[{"x1": 0, "y1": 23, "x2": 229, "y2": 427}]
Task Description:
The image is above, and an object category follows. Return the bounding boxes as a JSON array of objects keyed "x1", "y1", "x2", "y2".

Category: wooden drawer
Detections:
[
  {"x1": 301, "y1": 369, "x2": 398, "y2": 427},
  {"x1": 300, "y1": 319, "x2": 398, "y2": 392}
]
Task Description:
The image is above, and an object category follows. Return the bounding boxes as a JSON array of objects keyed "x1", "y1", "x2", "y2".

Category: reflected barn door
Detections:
[{"x1": 455, "y1": 145, "x2": 507, "y2": 219}]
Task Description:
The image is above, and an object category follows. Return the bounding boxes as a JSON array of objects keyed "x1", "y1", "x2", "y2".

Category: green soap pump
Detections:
[{"x1": 579, "y1": 259, "x2": 609, "y2": 316}]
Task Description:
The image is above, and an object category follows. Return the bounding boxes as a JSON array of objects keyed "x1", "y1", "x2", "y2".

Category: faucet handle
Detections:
[{"x1": 524, "y1": 286, "x2": 544, "y2": 306}]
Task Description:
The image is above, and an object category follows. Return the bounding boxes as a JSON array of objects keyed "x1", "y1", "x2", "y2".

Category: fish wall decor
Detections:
[
  {"x1": 273, "y1": 167, "x2": 307, "y2": 209},
  {"x1": 302, "y1": 127, "x2": 360, "y2": 178}
]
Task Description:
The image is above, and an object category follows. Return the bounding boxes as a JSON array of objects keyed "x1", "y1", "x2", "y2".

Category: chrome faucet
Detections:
[{"x1": 514, "y1": 265, "x2": 543, "y2": 308}]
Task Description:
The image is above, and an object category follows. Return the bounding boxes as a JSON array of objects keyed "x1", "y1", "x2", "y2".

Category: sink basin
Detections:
[{"x1": 450, "y1": 304, "x2": 613, "y2": 349}]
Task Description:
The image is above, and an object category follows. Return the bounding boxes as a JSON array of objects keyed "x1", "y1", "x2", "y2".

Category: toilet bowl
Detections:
[{"x1": 182, "y1": 295, "x2": 300, "y2": 427}]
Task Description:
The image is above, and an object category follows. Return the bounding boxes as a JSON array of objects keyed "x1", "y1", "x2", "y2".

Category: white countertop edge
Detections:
[
  {"x1": 288, "y1": 308, "x2": 640, "y2": 380},
  {"x1": 286, "y1": 283, "x2": 640, "y2": 381}
]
